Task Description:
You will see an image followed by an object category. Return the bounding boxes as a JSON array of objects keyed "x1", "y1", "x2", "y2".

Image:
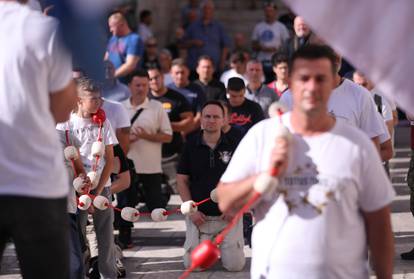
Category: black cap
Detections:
[{"x1": 227, "y1": 77, "x2": 245, "y2": 91}]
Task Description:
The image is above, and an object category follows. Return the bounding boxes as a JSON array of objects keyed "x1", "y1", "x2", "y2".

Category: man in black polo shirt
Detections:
[
  {"x1": 194, "y1": 55, "x2": 227, "y2": 101},
  {"x1": 177, "y1": 101, "x2": 245, "y2": 272},
  {"x1": 227, "y1": 77, "x2": 265, "y2": 135}
]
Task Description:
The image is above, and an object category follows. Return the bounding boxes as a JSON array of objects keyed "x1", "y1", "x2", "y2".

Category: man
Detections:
[
  {"x1": 105, "y1": 11, "x2": 144, "y2": 84},
  {"x1": 0, "y1": 1, "x2": 76, "y2": 277},
  {"x1": 102, "y1": 60, "x2": 131, "y2": 102},
  {"x1": 183, "y1": 0, "x2": 230, "y2": 72},
  {"x1": 251, "y1": 2, "x2": 290, "y2": 82},
  {"x1": 282, "y1": 16, "x2": 312, "y2": 59},
  {"x1": 177, "y1": 101, "x2": 245, "y2": 271},
  {"x1": 194, "y1": 55, "x2": 226, "y2": 101},
  {"x1": 124, "y1": 70, "x2": 172, "y2": 209},
  {"x1": 121, "y1": 70, "x2": 172, "y2": 243},
  {"x1": 227, "y1": 77, "x2": 265, "y2": 135},
  {"x1": 352, "y1": 70, "x2": 394, "y2": 163},
  {"x1": 168, "y1": 58, "x2": 206, "y2": 132},
  {"x1": 142, "y1": 37, "x2": 160, "y2": 70},
  {"x1": 158, "y1": 48, "x2": 173, "y2": 85},
  {"x1": 220, "y1": 51, "x2": 249, "y2": 88},
  {"x1": 217, "y1": 44, "x2": 394, "y2": 278},
  {"x1": 267, "y1": 53, "x2": 289, "y2": 96},
  {"x1": 245, "y1": 59, "x2": 278, "y2": 117},
  {"x1": 353, "y1": 70, "x2": 395, "y2": 138},
  {"x1": 147, "y1": 67, "x2": 193, "y2": 188},
  {"x1": 137, "y1": 10, "x2": 153, "y2": 43}
]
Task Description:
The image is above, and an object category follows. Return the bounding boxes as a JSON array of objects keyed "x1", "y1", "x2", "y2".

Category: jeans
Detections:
[{"x1": 0, "y1": 196, "x2": 69, "y2": 279}]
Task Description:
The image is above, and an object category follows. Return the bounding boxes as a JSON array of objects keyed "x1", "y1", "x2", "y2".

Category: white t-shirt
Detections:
[
  {"x1": 280, "y1": 79, "x2": 385, "y2": 139},
  {"x1": 251, "y1": 20, "x2": 290, "y2": 61},
  {"x1": 102, "y1": 99, "x2": 130, "y2": 132},
  {"x1": 57, "y1": 114, "x2": 118, "y2": 187},
  {"x1": 220, "y1": 68, "x2": 249, "y2": 89},
  {"x1": 221, "y1": 113, "x2": 395, "y2": 279},
  {"x1": 122, "y1": 98, "x2": 172, "y2": 174},
  {"x1": 0, "y1": 2, "x2": 72, "y2": 198}
]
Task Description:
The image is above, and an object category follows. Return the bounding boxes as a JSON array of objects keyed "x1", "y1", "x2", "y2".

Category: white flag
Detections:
[{"x1": 283, "y1": 0, "x2": 414, "y2": 114}]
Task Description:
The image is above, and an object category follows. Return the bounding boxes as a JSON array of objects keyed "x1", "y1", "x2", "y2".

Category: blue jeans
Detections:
[{"x1": 0, "y1": 196, "x2": 69, "y2": 279}]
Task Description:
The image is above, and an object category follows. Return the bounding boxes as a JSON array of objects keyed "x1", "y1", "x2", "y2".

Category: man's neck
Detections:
[
  {"x1": 291, "y1": 109, "x2": 335, "y2": 136},
  {"x1": 199, "y1": 77, "x2": 212, "y2": 85},
  {"x1": 203, "y1": 130, "x2": 221, "y2": 149},
  {"x1": 130, "y1": 95, "x2": 145, "y2": 106},
  {"x1": 334, "y1": 74, "x2": 342, "y2": 88},
  {"x1": 151, "y1": 87, "x2": 167, "y2": 98},
  {"x1": 248, "y1": 81, "x2": 261, "y2": 92},
  {"x1": 176, "y1": 81, "x2": 189, "y2": 88}
]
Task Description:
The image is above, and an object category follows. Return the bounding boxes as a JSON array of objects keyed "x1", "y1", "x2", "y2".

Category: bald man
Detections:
[{"x1": 105, "y1": 11, "x2": 144, "y2": 84}]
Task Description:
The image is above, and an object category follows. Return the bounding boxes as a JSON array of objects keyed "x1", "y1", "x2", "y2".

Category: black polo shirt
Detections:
[
  {"x1": 193, "y1": 79, "x2": 226, "y2": 101},
  {"x1": 177, "y1": 131, "x2": 239, "y2": 216}
]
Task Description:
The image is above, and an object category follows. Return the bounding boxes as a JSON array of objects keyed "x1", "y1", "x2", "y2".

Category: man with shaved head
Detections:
[{"x1": 105, "y1": 11, "x2": 144, "y2": 84}]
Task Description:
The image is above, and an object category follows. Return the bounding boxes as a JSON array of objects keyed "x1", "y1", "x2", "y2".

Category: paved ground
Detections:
[{"x1": 1, "y1": 125, "x2": 414, "y2": 279}]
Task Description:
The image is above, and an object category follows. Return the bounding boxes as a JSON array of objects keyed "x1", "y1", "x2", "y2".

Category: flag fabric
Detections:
[{"x1": 283, "y1": 0, "x2": 414, "y2": 114}]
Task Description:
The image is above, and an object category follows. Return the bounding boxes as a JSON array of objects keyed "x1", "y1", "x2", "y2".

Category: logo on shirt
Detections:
[
  {"x1": 218, "y1": 151, "x2": 232, "y2": 164},
  {"x1": 162, "y1": 102, "x2": 172, "y2": 113},
  {"x1": 230, "y1": 113, "x2": 251, "y2": 126},
  {"x1": 260, "y1": 30, "x2": 274, "y2": 42}
]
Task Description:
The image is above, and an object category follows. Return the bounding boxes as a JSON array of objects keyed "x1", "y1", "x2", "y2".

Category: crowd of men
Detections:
[{"x1": 0, "y1": 0, "x2": 408, "y2": 278}]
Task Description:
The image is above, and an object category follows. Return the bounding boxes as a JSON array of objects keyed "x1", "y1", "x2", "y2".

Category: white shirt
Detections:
[
  {"x1": 0, "y1": 2, "x2": 72, "y2": 198},
  {"x1": 122, "y1": 98, "x2": 172, "y2": 173},
  {"x1": 138, "y1": 23, "x2": 153, "y2": 43},
  {"x1": 280, "y1": 79, "x2": 385, "y2": 139},
  {"x1": 252, "y1": 20, "x2": 290, "y2": 61},
  {"x1": 220, "y1": 68, "x2": 249, "y2": 88},
  {"x1": 221, "y1": 113, "x2": 395, "y2": 279},
  {"x1": 57, "y1": 114, "x2": 118, "y2": 187},
  {"x1": 102, "y1": 99, "x2": 130, "y2": 132}
]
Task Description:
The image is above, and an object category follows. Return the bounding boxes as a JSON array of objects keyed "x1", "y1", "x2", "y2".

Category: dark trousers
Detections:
[
  {"x1": 139, "y1": 173, "x2": 165, "y2": 211},
  {"x1": 68, "y1": 214, "x2": 83, "y2": 279},
  {"x1": 0, "y1": 196, "x2": 69, "y2": 279}
]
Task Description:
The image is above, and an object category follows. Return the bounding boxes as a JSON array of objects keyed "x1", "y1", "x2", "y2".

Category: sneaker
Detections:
[
  {"x1": 116, "y1": 258, "x2": 126, "y2": 278},
  {"x1": 401, "y1": 248, "x2": 414, "y2": 260}
]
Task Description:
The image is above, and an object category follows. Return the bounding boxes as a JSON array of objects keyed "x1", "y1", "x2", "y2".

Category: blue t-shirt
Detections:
[{"x1": 107, "y1": 32, "x2": 144, "y2": 83}]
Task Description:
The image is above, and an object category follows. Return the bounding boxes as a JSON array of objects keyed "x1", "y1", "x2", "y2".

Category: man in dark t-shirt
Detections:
[
  {"x1": 227, "y1": 77, "x2": 265, "y2": 135},
  {"x1": 167, "y1": 58, "x2": 206, "y2": 133},
  {"x1": 148, "y1": 67, "x2": 193, "y2": 190},
  {"x1": 148, "y1": 67, "x2": 193, "y2": 157},
  {"x1": 193, "y1": 55, "x2": 227, "y2": 102}
]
